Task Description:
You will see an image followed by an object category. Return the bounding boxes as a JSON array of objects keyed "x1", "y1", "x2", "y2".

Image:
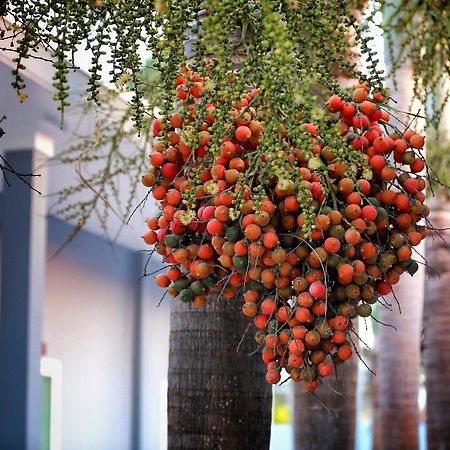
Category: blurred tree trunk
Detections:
[
  {"x1": 294, "y1": 340, "x2": 358, "y2": 450},
  {"x1": 374, "y1": 2, "x2": 425, "y2": 448},
  {"x1": 374, "y1": 107, "x2": 424, "y2": 449},
  {"x1": 168, "y1": 297, "x2": 272, "y2": 450},
  {"x1": 423, "y1": 203, "x2": 450, "y2": 450},
  {"x1": 371, "y1": 350, "x2": 381, "y2": 450},
  {"x1": 376, "y1": 268, "x2": 423, "y2": 450},
  {"x1": 293, "y1": 4, "x2": 367, "y2": 447}
]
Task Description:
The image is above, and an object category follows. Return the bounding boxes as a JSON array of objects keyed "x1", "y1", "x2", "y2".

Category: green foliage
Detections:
[
  {"x1": 47, "y1": 62, "x2": 160, "y2": 253},
  {"x1": 4, "y1": 0, "x2": 379, "y2": 127},
  {"x1": 142, "y1": 0, "x2": 383, "y2": 233},
  {"x1": 4, "y1": 0, "x2": 385, "y2": 239},
  {"x1": 4, "y1": 0, "x2": 158, "y2": 126},
  {"x1": 426, "y1": 139, "x2": 450, "y2": 197},
  {"x1": 378, "y1": 0, "x2": 450, "y2": 128},
  {"x1": 5, "y1": 0, "x2": 447, "y2": 244}
]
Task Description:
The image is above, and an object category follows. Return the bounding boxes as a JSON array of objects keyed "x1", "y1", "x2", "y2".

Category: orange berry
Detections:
[
  {"x1": 207, "y1": 219, "x2": 224, "y2": 236},
  {"x1": 143, "y1": 230, "x2": 157, "y2": 245},
  {"x1": 315, "y1": 214, "x2": 331, "y2": 231},
  {"x1": 344, "y1": 228, "x2": 361, "y2": 245},
  {"x1": 155, "y1": 274, "x2": 170, "y2": 288},
  {"x1": 337, "y1": 344, "x2": 352, "y2": 360},
  {"x1": 409, "y1": 134, "x2": 424, "y2": 149},
  {"x1": 353, "y1": 87, "x2": 368, "y2": 103},
  {"x1": 397, "y1": 245, "x2": 412, "y2": 261},
  {"x1": 242, "y1": 302, "x2": 258, "y2": 317},
  {"x1": 262, "y1": 231, "x2": 279, "y2": 249},
  {"x1": 245, "y1": 223, "x2": 262, "y2": 241},
  {"x1": 338, "y1": 264, "x2": 354, "y2": 280},
  {"x1": 266, "y1": 369, "x2": 281, "y2": 384},
  {"x1": 323, "y1": 237, "x2": 341, "y2": 253}
]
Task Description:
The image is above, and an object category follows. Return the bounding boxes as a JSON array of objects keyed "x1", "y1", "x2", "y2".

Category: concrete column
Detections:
[{"x1": 0, "y1": 149, "x2": 48, "y2": 449}]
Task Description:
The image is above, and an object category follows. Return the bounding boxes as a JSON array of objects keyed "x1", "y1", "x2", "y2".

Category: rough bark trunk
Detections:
[
  {"x1": 423, "y1": 200, "x2": 450, "y2": 450},
  {"x1": 167, "y1": 17, "x2": 271, "y2": 450},
  {"x1": 376, "y1": 269, "x2": 424, "y2": 450},
  {"x1": 294, "y1": 324, "x2": 358, "y2": 450},
  {"x1": 371, "y1": 350, "x2": 382, "y2": 450},
  {"x1": 168, "y1": 296, "x2": 272, "y2": 450}
]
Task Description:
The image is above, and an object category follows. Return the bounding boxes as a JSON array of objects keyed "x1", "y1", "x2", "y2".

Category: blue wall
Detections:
[{"x1": 44, "y1": 217, "x2": 143, "y2": 450}]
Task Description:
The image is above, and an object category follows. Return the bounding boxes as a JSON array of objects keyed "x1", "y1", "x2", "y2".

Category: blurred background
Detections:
[{"x1": 0, "y1": 3, "x2": 449, "y2": 450}]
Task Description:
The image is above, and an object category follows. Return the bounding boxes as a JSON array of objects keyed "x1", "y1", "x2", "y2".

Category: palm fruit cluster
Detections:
[{"x1": 142, "y1": 68, "x2": 428, "y2": 390}]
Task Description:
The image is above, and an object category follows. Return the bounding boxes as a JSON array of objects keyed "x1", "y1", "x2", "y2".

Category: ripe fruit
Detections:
[
  {"x1": 261, "y1": 298, "x2": 277, "y2": 315},
  {"x1": 337, "y1": 344, "x2": 352, "y2": 360},
  {"x1": 143, "y1": 73, "x2": 430, "y2": 386},
  {"x1": 235, "y1": 126, "x2": 252, "y2": 142},
  {"x1": 328, "y1": 95, "x2": 343, "y2": 112},
  {"x1": 409, "y1": 134, "x2": 424, "y2": 149},
  {"x1": 263, "y1": 232, "x2": 279, "y2": 249},
  {"x1": 289, "y1": 339, "x2": 305, "y2": 355},
  {"x1": 345, "y1": 229, "x2": 361, "y2": 245},
  {"x1": 155, "y1": 274, "x2": 170, "y2": 288},
  {"x1": 143, "y1": 230, "x2": 157, "y2": 245},
  {"x1": 318, "y1": 361, "x2": 333, "y2": 377},
  {"x1": 352, "y1": 87, "x2": 368, "y2": 103},
  {"x1": 309, "y1": 281, "x2": 326, "y2": 300},
  {"x1": 361, "y1": 205, "x2": 377, "y2": 221},
  {"x1": 207, "y1": 219, "x2": 224, "y2": 236},
  {"x1": 305, "y1": 330, "x2": 321, "y2": 347},
  {"x1": 323, "y1": 237, "x2": 341, "y2": 253},
  {"x1": 245, "y1": 224, "x2": 262, "y2": 241},
  {"x1": 266, "y1": 369, "x2": 281, "y2": 384}
]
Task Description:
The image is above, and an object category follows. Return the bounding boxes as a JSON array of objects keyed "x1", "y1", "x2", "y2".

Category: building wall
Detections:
[
  {"x1": 42, "y1": 217, "x2": 170, "y2": 450},
  {"x1": 0, "y1": 57, "x2": 171, "y2": 448},
  {"x1": 43, "y1": 218, "x2": 138, "y2": 450},
  {"x1": 140, "y1": 278, "x2": 171, "y2": 450}
]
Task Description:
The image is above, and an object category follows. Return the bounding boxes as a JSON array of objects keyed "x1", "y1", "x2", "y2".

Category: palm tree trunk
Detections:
[
  {"x1": 376, "y1": 268, "x2": 424, "y2": 450},
  {"x1": 375, "y1": 76, "x2": 424, "y2": 447},
  {"x1": 168, "y1": 297, "x2": 272, "y2": 450},
  {"x1": 167, "y1": 17, "x2": 272, "y2": 450},
  {"x1": 374, "y1": 2, "x2": 425, "y2": 446},
  {"x1": 371, "y1": 350, "x2": 382, "y2": 450},
  {"x1": 423, "y1": 199, "x2": 450, "y2": 450},
  {"x1": 293, "y1": 5, "x2": 368, "y2": 446},
  {"x1": 294, "y1": 345, "x2": 358, "y2": 450}
]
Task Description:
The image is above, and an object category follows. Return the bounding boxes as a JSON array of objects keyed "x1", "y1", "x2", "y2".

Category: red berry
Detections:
[
  {"x1": 323, "y1": 237, "x2": 341, "y2": 253},
  {"x1": 361, "y1": 205, "x2": 378, "y2": 221},
  {"x1": 266, "y1": 369, "x2": 281, "y2": 384},
  {"x1": 318, "y1": 361, "x2": 333, "y2": 377},
  {"x1": 370, "y1": 155, "x2": 386, "y2": 171},
  {"x1": 328, "y1": 95, "x2": 343, "y2": 112},
  {"x1": 341, "y1": 102, "x2": 356, "y2": 117},
  {"x1": 235, "y1": 126, "x2": 252, "y2": 142},
  {"x1": 409, "y1": 134, "x2": 424, "y2": 149},
  {"x1": 309, "y1": 281, "x2": 326, "y2": 300},
  {"x1": 162, "y1": 163, "x2": 178, "y2": 179}
]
